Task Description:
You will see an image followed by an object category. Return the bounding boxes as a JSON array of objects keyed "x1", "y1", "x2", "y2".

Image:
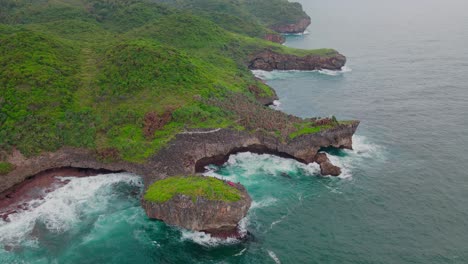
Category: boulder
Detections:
[{"x1": 314, "y1": 153, "x2": 342, "y2": 176}]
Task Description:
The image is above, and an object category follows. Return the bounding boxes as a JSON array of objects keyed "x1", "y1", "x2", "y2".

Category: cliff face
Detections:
[
  {"x1": 249, "y1": 50, "x2": 346, "y2": 71},
  {"x1": 0, "y1": 121, "x2": 359, "y2": 195},
  {"x1": 270, "y1": 17, "x2": 311, "y2": 34},
  {"x1": 264, "y1": 33, "x2": 285, "y2": 44},
  {"x1": 142, "y1": 182, "x2": 251, "y2": 237}
]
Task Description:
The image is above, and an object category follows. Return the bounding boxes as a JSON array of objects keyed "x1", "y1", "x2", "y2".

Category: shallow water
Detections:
[{"x1": 2, "y1": 0, "x2": 468, "y2": 263}]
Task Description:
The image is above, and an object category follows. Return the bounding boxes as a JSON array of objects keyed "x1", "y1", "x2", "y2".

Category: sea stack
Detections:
[{"x1": 142, "y1": 176, "x2": 251, "y2": 238}]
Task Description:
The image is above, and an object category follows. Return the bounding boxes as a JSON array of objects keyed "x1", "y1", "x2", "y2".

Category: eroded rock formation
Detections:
[
  {"x1": 142, "y1": 180, "x2": 251, "y2": 238},
  {"x1": 270, "y1": 17, "x2": 311, "y2": 34},
  {"x1": 264, "y1": 33, "x2": 285, "y2": 44},
  {"x1": 314, "y1": 153, "x2": 341, "y2": 176},
  {"x1": 249, "y1": 49, "x2": 346, "y2": 71},
  {"x1": 1, "y1": 121, "x2": 359, "y2": 195}
]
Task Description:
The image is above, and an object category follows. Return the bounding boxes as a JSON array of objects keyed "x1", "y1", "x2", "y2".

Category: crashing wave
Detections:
[{"x1": 252, "y1": 66, "x2": 352, "y2": 81}]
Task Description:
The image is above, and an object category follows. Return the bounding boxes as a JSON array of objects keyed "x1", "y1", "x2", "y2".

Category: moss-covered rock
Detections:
[{"x1": 143, "y1": 175, "x2": 251, "y2": 237}]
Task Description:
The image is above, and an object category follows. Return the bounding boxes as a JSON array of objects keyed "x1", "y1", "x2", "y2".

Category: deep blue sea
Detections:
[{"x1": 1, "y1": 0, "x2": 468, "y2": 263}]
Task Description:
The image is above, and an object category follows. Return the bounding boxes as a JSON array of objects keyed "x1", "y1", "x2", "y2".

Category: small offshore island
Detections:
[{"x1": 0, "y1": 0, "x2": 358, "y2": 238}]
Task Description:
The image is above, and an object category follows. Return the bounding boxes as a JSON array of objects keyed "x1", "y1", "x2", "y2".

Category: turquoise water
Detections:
[{"x1": 2, "y1": 0, "x2": 468, "y2": 263}]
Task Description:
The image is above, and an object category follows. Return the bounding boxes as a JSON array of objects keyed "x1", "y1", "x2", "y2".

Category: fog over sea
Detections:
[{"x1": 1, "y1": 0, "x2": 468, "y2": 263}]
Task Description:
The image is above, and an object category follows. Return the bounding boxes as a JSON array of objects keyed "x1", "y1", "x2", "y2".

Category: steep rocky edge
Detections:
[
  {"x1": 1, "y1": 121, "x2": 359, "y2": 195},
  {"x1": 142, "y1": 177, "x2": 251, "y2": 238},
  {"x1": 270, "y1": 17, "x2": 311, "y2": 34},
  {"x1": 249, "y1": 49, "x2": 347, "y2": 71},
  {"x1": 264, "y1": 33, "x2": 286, "y2": 44}
]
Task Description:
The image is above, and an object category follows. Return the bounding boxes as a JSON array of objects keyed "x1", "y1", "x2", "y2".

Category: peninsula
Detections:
[{"x1": 0, "y1": 0, "x2": 358, "y2": 237}]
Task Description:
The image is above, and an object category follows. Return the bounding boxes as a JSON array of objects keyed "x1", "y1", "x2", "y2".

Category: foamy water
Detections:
[{"x1": 251, "y1": 66, "x2": 352, "y2": 81}]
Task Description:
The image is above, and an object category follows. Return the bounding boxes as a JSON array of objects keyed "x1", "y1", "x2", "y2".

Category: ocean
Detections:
[{"x1": 1, "y1": 0, "x2": 468, "y2": 263}]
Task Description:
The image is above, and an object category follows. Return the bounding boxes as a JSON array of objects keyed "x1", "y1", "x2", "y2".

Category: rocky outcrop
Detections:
[
  {"x1": 142, "y1": 180, "x2": 251, "y2": 238},
  {"x1": 270, "y1": 17, "x2": 311, "y2": 34},
  {"x1": 264, "y1": 33, "x2": 285, "y2": 44},
  {"x1": 248, "y1": 80, "x2": 279, "y2": 106},
  {"x1": 1, "y1": 121, "x2": 359, "y2": 195},
  {"x1": 249, "y1": 49, "x2": 346, "y2": 71},
  {"x1": 314, "y1": 153, "x2": 341, "y2": 176}
]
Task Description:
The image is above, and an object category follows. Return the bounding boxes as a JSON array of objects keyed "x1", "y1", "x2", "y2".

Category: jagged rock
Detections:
[
  {"x1": 0, "y1": 121, "x2": 359, "y2": 195},
  {"x1": 264, "y1": 33, "x2": 285, "y2": 44},
  {"x1": 314, "y1": 153, "x2": 341, "y2": 176},
  {"x1": 248, "y1": 82, "x2": 279, "y2": 106},
  {"x1": 142, "y1": 178, "x2": 251, "y2": 238},
  {"x1": 249, "y1": 49, "x2": 346, "y2": 71},
  {"x1": 271, "y1": 17, "x2": 312, "y2": 34}
]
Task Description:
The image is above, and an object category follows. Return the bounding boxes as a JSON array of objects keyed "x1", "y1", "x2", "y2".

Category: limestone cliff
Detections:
[
  {"x1": 249, "y1": 49, "x2": 346, "y2": 71},
  {"x1": 271, "y1": 17, "x2": 311, "y2": 34},
  {"x1": 0, "y1": 121, "x2": 359, "y2": 195},
  {"x1": 142, "y1": 179, "x2": 251, "y2": 237}
]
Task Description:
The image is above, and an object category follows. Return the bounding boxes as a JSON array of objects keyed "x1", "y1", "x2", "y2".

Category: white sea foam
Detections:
[
  {"x1": 269, "y1": 100, "x2": 282, "y2": 110},
  {"x1": 180, "y1": 230, "x2": 240, "y2": 247},
  {"x1": 252, "y1": 66, "x2": 352, "y2": 81},
  {"x1": 0, "y1": 173, "x2": 142, "y2": 246},
  {"x1": 326, "y1": 135, "x2": 385, "y2": 179},
  {"x1": 268, "y1": 250, "x2": 282, "y2": 264},
  {"x1": 234, "y1": 248, "x2": 247, "y2": 256},
  {"x1": 251, "y1": 197, "x2": 278, "y2": 209},
  {"x1": 283, "y1": 30, "x2": 310, "y2": 36}
]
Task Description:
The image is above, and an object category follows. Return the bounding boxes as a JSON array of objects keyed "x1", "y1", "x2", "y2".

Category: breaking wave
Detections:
[
  {"x1": 0, "y1": 173, "x2": 143, "y2": 247},
  {"x1": 252, "y1": 66, "x2": 352, "y2": 81}
]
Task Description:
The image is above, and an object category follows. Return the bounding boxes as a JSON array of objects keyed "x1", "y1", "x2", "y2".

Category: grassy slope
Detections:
[
  {"x1": 144, "y1": 176, "x2": 241, "y2": 203},
  {"x1": 0, "y1": 0, "x2": 343, "y2": 163}
]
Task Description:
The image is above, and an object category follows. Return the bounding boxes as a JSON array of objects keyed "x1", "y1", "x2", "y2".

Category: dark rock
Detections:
[
  {"x1": 248, "y1": 82, "x2": 279, "y2": 106},
  {"x1": 142, "y1": 180, "x2": 251, "y2": 237},
  {"x1": 264, "y1": 33, "x2": 285, "y2": 44},
  {"x1": 314, "y1": 152, "x2": 342, "y2": 176},
  {"x1": 0, "y1": 121, "x2": 359, "y2": 196},
  {"x1": 270, "y1": 17, "x2": 312, "y2": 34},
  {"x1": 249, "y1": 49, "x2": 346, "y2": 71},
  {"x1": 320, "y1": 161, "x2": 342, "y2": 177},
  {"x1": 143, "y1": 110, "x2": 172, "y2": 139}
]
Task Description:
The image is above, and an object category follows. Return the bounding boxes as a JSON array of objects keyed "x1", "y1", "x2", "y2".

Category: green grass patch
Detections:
[
  {"x1": 289, "y1": 124, "x2": 334, "y2": 139},
  {"x1": 144, "y1": 176, "x2": 242, "y2": 203},
  {"x1": 0, "y1": 162, "x2": 14, "y2": 175}
]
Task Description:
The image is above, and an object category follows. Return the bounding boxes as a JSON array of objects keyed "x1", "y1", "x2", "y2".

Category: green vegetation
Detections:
[
  {"x1": 0, "y1": 0, "x2": 342, "y2": 162},
  {"x1": 0, "y1": 162, "x2": 14, "y2": 175},
  {"x1": 152, "y1": 0, "x2": 309, "y2": 36},
  {"x1": 289, "y1": 124, "x2": 333, "y2": 139},
  {"x1": 144, "y1": 176, "x2": 241, "y2": 203}
]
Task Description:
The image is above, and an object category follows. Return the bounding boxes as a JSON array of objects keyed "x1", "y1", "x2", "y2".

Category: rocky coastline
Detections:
[
  {"x1": 0, "y1": 4, "x2": 356, "y2": 236},
  {"x1": 1, "y1": 121, "x2": 359, "y2": 194},
  {"x1": 249, "y1": 49, "x2": 346, "y2": 71},
  {"x1": 270, "y1": 17, "x2": 312, "y2": 34}
]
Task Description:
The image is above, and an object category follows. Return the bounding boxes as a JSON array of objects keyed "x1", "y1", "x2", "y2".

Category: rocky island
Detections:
[{"x1": 0, "y1": 0, "x2": 358, "y2": 236}]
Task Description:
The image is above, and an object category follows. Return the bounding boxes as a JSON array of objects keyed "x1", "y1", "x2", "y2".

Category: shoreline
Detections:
[{"x1": 0, "y1": 168, "x2": 114, "y2": 221}]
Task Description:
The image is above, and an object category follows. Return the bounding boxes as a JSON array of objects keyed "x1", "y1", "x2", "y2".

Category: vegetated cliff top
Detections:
[
  {"x1": 0, "y1": 0, "x2": 343, "y2": 163},
  {"x1": 144, "y1": 176, "x2": 241, "y2": 203}
]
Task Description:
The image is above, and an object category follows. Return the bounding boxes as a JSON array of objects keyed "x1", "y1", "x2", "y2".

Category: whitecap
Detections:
[
  {"x1": 283, "y1": 30, "x2": 310, "y2": 36},
  {"x1": 268, "y1": 250, "x2": 282, "y2": 264},
  {"x1": 0, "y1": 173, "x2": 142, "y2": 247},
  {"x1": 269, "y1": 100, "x2": 282, "y2": 110},
  {"x1": 251, "y1": 197, "x2": 278, "y2": 209},
  {"x1": 234, "y1": 248, "x2": 247, "y2": 256},
  {"x1": 180, "y1": 230, "x2": 240, "y2": 247},
  {"x1": 252, "y1": 66, "x2": 352, "y2": 81}
]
